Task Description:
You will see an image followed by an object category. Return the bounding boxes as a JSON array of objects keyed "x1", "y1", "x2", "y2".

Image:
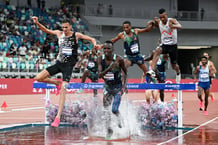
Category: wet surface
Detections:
[
  {"x1": 0, "y1": 125, "x2": 186, "y2": 145},
  {"x1": 0, "y1": 124, "x2": 218, "y2": 145},
  {"x1": 171, "y1": 126, "x2": 218, "y2": 144}
]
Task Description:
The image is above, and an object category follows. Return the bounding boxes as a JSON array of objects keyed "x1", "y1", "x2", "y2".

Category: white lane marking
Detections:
[
  {"x1": 158, "y1": 117, "x2": 218, "y2": 145},
  {"x1": 11, "y1": 107, "x2": 44, "y2": 111},
  {"x1": 0, "y1": 107, "x2": 44, "y2": 113}
]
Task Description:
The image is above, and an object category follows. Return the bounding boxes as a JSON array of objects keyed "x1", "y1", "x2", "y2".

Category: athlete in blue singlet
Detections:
[
  {"x1": 111, "y1": 20, "x2": 154, "y2": 78},
  {"x1": 97, "y1": 40, "x2": 127, "y2": 139},
  {"x1": 199, "y1": 52, "x2": 217, "y2": 102},
  {"x1": 194, "y1": 56, "x2": 216, "y2": 115}
]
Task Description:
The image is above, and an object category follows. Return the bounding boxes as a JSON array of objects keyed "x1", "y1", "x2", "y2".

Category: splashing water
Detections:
[
  {"x1": 45, "y1": 91, "x2": 178, "y2": 139},
  {"x1": 85, "y1": 95, "x2": 143, "y2": 139}
]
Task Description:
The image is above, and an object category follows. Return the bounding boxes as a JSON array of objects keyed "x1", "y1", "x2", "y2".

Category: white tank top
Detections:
[
  {"x1": 199, "y1": 65, "x2": 210, "y2": 83},
  {"x1": 159, "y1": 18, "x2": 177, "y2": 45}
]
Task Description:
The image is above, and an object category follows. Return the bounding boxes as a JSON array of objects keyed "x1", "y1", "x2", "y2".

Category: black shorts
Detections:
[
  {"x1": 209, "y1": 76, "x2": 212, "y2": 85},
  {"x1": 46, "y1": 60, "x2": 76, "y2": 82},
  {"x1": 161, "y1": 44, "x2": 178, "y2": 64}
]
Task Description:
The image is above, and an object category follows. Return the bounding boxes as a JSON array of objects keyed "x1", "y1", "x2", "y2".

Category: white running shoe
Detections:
[{"x1": 146, "y1": 69, "x2": 156, "y2": 77}]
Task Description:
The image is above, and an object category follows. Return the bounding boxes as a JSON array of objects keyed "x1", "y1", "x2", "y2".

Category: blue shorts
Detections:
[
  {"x1": 125, "y1": 54, "x2": 144, "y2": 65},
  {"x1": 198, "y1": 82, "x2": 210, "y2": 90}
]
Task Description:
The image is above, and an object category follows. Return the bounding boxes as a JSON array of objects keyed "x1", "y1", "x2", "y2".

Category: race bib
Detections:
[
  {"x1": 200, "y1": 73, "x2": 208, "y2": 78},
  {"x1": 130, "y1": 44, "x2": 139, "y2": 53},
  {"x1": 104, "y1": 72, "x2": 114, "y2": 80},
  {"x1": 163, "y1": 36, "x2": 173, "y2": 44},
  {"x1": 88, "y1": 62, "x2": 95, "y2": 68},
  {"x1": 62, "y1": 46, "x2": 72, "y2": 56}
]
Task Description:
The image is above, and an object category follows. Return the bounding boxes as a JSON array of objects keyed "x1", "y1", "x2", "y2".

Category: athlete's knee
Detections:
[
  {"x1": 34, "y1": 70, "x2": 49, "y2": 82},
  {"x1": 62, "y1": 82, "x2": 69, "y2": 89},
  {"x1": 34, "y1": 75, "x2": 43, "y2": 82}
]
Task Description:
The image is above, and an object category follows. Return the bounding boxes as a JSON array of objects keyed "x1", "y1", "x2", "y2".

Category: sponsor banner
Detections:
[
  {"x1": 0, "y1": 79, "x2": 217, "y2": 95},
  {"x1": 33, "y1": 82, "x2": 196, "y2": 90}
]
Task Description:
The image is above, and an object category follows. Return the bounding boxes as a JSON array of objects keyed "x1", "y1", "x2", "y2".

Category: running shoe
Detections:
[
  {"x1": 199, "y1": 102, "x2": 203, "y2": 111},
  {"x1": 204, "y1": 111, "x2": 208, "y2": 116},
  {"x1": 56, "y1": 82, "x2": 62, "y2": 96},
  {"x1": 146, "y1": 69, "x2": 156, "y2": 77},
  {"x1": 51, "y1": 117, "x2": 60, "y2": 127}
]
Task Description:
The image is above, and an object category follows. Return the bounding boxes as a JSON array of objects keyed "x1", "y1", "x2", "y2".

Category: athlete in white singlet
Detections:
[{"x1": 149, "y1": 8, "x2": 181, "y2": 83}]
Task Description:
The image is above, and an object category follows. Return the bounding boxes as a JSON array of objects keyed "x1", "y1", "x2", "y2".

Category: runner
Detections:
[
  {"x1": 194, "y1": 56, "x2": 216, "y2": 115},
  {"x1": 97, "y1": 40, "x2": 128, "y2": 139},
  {"x1": 32, "y1": 16, "x2": 99, "y2": 127},
  {"x1": 200, "y1": 52, "x2": 217, "y2": 101},
  {"x1": 150, "y1": 8, "x2": 181, "y2": 83},
  {"x1": 111, "y1": 20, "x2": 154, "y2": 78}
]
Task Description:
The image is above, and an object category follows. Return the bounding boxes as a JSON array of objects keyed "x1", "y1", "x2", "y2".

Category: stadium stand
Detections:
[{"x1": 0, "y1": 4, "x2": 94, "y2": 78}]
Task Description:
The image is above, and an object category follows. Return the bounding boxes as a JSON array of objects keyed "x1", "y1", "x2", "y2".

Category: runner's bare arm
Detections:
[
  {"x1": 169, "y1": 19, "x2": 182, "y2": 29},
  {"x1": 32, "y1": 16, "x2": 60, "y2": 35},
  {"x1": 209, "y1": 64, "x2": 216, "y2": 76},
  {"x1": 153, "y1": 17, "x2": 159, "y2": 28},
  {"x1": 76, "y1": 32, "x2": 100, "y2": 50},
  {"x1": 111, "y1": 32, "x2": 123, "y2": 43},
  {"x1": 135, "y1": 20, "x2": 154, "y2": 34},
  {"x1": 97, "y1": 56, "x2": 112, "y2": 78},
  {"x1": 193, "y1": 66, "x2": 200, "y2": 82},
  {"x1": 210, "y1": 61, "x2": 217, "y2": 74}
]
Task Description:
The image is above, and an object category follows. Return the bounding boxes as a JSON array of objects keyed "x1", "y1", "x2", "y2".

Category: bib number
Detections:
[
  {"x1": 62, "y1": 46, "x2": 72, "y2": 56},
  {"x1": 88, "y1": 62, "x2": 95, "y2": 68},
  {"x1": 130, "y1": 44, "x2": 139, "y2": 53},
  {"x1": 104, "y1": 72, "x2": 114, "y2": 80}
]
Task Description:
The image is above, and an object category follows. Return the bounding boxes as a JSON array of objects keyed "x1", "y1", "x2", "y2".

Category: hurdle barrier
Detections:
[{"x1": 33, "y1": 82, "x2": 196, "y2": 128}]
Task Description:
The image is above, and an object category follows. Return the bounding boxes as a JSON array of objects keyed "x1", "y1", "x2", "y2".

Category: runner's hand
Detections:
[{"x1": 32, "y1": 16, "x2": 38, "y2": 24}]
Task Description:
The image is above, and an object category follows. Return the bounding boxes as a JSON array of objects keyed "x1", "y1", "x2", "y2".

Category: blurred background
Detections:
[{"x1": 0, "y1": 0, "x2": 217, "y2": 79}]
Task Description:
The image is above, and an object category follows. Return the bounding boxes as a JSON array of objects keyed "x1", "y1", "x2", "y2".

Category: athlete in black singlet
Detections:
[
  {"x1": 97, "y1": 40, "x2": 127, "y2": 139},
  {"x1": 32, "y1": 16, "x2": 99, "y2": 127}
]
